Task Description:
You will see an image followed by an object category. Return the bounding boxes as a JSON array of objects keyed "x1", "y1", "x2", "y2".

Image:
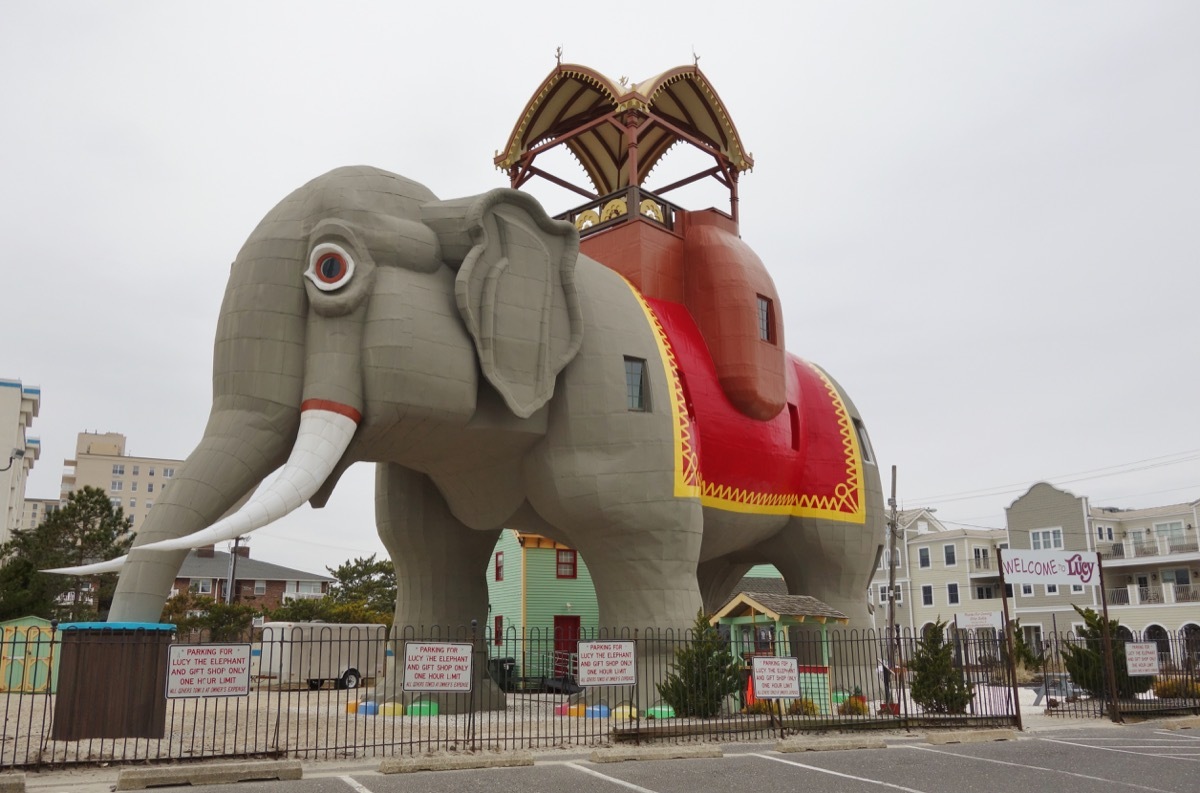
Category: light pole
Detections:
[{"x1": 0, "y1": 448, "x2": 24, "y2": 472}]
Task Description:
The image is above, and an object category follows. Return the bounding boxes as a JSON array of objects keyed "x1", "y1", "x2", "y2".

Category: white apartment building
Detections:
[
  {"x1": 871, "y1": 485, "x2": 1200, "y2": 666},
  {"x1": 1, "y1": 378, "x2": 41, "y2": 545},
  {"x1": 61, "y1": 432, "x2": 183, "y2": 532}
]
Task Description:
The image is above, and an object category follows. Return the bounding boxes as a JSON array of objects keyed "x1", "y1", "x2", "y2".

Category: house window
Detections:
[
  {"x1": 756, "y1": 295, "x2": 776, "y2": 343},
  {"x1": 129, "y1": 498, "x2": 137, "y2": 509},
  {"x1": 147, "y1": 483, "x2": 154, "y2": 493},
  {"x1": 494, "y1": 551, "x2": 504, "y2": 581},
  {"x1": 494, "y1": 615, "x2": 503, "y2": 646},
  {"x1": 131, "y1": 481, "x2": 138, "y2": 492},
  {"x1": 892, "y1": 585, "x2": 903, "y2": 605},
  {"x1": 1005, "y1": 583, "x2": 1013, "y2": 598},
  {"x1": 918, "y1": 548, "x2": 930, "y2": 568},
  {"x1": 624, "y1": 357, "x2": 648, "y2": 411},
  {"x1": 163, "y1": 467, "x2": 175, "y2": 478},
  {"x1": 146, "y1": 501, "x2": 153, "y2": 510},
  {"x1": 853, "y1": 418, "x2": 875, "y2": 464},
  {"x1": 1021, "y1": 584, "x2": 1033, "y2": 596},
  {"x1": 112, "y1": 464, "x2": 124, "y2": 476},
  {"x1": 922, "y1": 585, "x2": 933, "y2": 606},
  {"x1": 132, "y1": 465, "x2": 139, "y2": 476},
  {"x1": 1071, "y1": 584, "x2": 1084, "y2": 594},
  {"x1": 878, "y1": 585, "x2": 890, "y2": 605},
  {"x1": 110, "y1": 497, "x2": 121, "y2": 507},
  {"x1": 149, "y1": 467, "x2": 155, "y2": 476},
  {"x1": 111, "y1": 480, "x2": 123, "y2": 491},
  {"x1": 943, "y1": 545, "x2": 956, "y2": 567},
  {"x1": 1031, "y1": 529, "x2": 1063, "y2": 550},
  {"x1": 975, "y1": 585, "x2": 995, "y2": 599},
  {"x1": 254, "y1": 581, "x2": 266, "y2": 595},
  {"x1": 556, "y1": 549, "x2": 577, "y2": 579},
  {"x1": 1156, "y1": 521, "x2": 1186, "y2": 548},
  {"x1": 947, "y1": 583, "x2": 960, "y2": 605},
  {"x1": 1046, "y1": 584, "x2": 1058, "y2": 595},
  {"x1": 194, "y1": 579, "x2": 212, "y2": 594},
  {"x1": 1107, "y1": 527, "x2": 1114, "y2": 541}
]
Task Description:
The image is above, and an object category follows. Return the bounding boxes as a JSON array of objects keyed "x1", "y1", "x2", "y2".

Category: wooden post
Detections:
[
  {"x1": 995, "y1": 549, "x2": 1023, "y2": 731},
  {"x1": 1097, "y1": 559, "x2": 1122, "y2": 723}
]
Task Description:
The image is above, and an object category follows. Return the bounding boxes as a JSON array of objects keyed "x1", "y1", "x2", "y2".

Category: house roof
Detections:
[
  {"x1": 735, "y1": 576, "x2": 788, "y2": 596},
  {"x1": 1089, "y1": 503, "x2": 1196, "y2": 521},
  {"x1": 178, "y1": 550, "x2": 333, "y2": 583},
  {"x1": 710, "y1": 591, "x2": 848, "y2": 625}
]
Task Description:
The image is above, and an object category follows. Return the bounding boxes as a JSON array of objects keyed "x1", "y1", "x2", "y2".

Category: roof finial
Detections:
[
  {"x1": 555, "y1": 46, "x2": 563, "y2": 66},
  {"x1": 693, "y1": 46, "x2": 701, "y2": 66}
]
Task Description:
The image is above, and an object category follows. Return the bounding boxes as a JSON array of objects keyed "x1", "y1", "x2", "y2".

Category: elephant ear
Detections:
[{"x1": 422, "y1": 189, "x2": 583, "y2": 418}]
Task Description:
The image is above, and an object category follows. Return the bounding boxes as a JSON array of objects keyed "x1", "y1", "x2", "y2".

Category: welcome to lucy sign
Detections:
[{"x1": 1000, "y1": 549, "x2": 1099, "y2": 586}]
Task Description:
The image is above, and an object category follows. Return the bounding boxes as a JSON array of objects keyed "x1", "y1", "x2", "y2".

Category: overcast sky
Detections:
[{"x1": 5, "y1": 2, "x2": 1198, "y2": 576}]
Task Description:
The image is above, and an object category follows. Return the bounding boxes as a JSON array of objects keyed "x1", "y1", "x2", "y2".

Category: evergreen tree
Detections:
[
  {"x1": 161, "y1": 592, "x2": 260, "y2": 640},
  {"x1": 326, "y1": 554, "x2": 396, "y2": 615},
  {"x1": 1060, "y1": 604, "x2": 1152, "y2": 698},
  {"x1": 656, "y1": 609, "x2": 742, "y2": 718},
  {"x1": 909, "y1": 618, "x2": 974, "y2": 714},
  {"x1": 0, "y1": 486, "x2": 133, "y2": 621}
]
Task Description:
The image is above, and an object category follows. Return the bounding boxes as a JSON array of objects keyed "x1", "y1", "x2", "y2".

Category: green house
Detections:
[
  {"x1": 1, "y1": 616, "x2": 59, "y2": 693},
  {"x1": 486, "y1": 530, "x2": 599, "y2": 686}
]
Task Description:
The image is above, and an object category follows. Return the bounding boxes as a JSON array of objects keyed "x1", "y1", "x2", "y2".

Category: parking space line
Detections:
[
  {"x1": 1157, "y1": 730, "x2": 1200, "y2": 741},
  {"x1": 1039, "y1": 737, "x2": 1200, "y2": 762},
  {"x1": 903, "y1": 745, "x2": 1176, "y2": 792},
  {"x1": 566, "y1": 762, "x2": 661, "y2": 793},
  {"x1": 338, "y1": 775, "x2": 376, "y2": 793},
  {"x1": 750, "y1": 753, "x2": 930, "y2": 792}
]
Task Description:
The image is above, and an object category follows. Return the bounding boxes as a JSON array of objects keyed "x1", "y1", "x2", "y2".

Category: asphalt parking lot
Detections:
[{"x1": 19, "y1": 720, "x2": 1200, "y2": 793}]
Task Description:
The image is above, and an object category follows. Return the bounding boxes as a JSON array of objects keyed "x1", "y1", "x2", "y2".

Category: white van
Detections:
[{"x1": 252, "y1": 622, "x2": 388, "y2": 690}]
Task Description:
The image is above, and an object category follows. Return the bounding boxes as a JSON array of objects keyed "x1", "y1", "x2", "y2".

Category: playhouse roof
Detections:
[
  {"x1": 495, "y1": 63, "x2": 753, "y2": 195},
  {"x1": 710, "y1": 591, "x2": 849, "y2": 625}
]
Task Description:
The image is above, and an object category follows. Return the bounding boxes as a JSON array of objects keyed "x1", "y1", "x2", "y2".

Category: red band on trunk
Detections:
[{"x1": 300, "y1": 399, "x2": 362, "y2": 424}]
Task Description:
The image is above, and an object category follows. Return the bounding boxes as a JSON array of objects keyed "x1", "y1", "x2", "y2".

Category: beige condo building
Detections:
[
  {"x1": 1, "y1": 378, "x2": 41, "y2": 545},
  {"x1": 60, "y1": 432, "x2": 182, "y2": 533}
]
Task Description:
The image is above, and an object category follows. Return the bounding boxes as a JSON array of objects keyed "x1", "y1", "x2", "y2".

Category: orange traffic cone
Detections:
[{"x1": 745, "y1": 674, "x2": 757, "y2": 707}]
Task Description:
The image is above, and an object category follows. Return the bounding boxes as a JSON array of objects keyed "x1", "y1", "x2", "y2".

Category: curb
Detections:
[
  {"x1": 116, "y1": 760, "x2": 302, "y2": 791},
  {"x1": 924, "y1": 729, "x2": 1017, "y2": 745},
  {"x1": 775, "y1": 737, "x2": 887, "y2": 753},
  {"x1": 0, "y1": 774, "x2": 24, "y2": 793},
  {"x1": 590, "y1": 745, "x2": 723, "y2": 763},
  {"x1": 378, "y1": 752, "x2": 535, "y2": 774},
  {"x1": 1160, "y1": 716, "x2": 1200, "y2": 730}
]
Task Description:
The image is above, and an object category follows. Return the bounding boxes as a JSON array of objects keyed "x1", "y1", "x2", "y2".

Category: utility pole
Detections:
[{"x1": 885, "y1": 466, "x2": 899, "y2": 704}]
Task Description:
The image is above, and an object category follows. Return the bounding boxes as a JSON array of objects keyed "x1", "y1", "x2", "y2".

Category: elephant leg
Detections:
[
  {"x1": 697, "y1": 557, "x2": 754, "y2": 615},
  {"x1": 374, "y1": 463, "x2": 504, "y2": 712}
]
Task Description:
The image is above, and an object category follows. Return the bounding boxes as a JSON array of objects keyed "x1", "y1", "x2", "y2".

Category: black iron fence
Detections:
[{"x1": 4, "y1": 622, "x2": 1024, "y2": 769}]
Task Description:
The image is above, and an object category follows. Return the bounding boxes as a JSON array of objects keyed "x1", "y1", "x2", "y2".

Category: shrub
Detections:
[
  {"x1": 656, "y1": 610, "x2": 742, "y2": 718},
  {"x1": 837, "y1": 697, "x2": 868, "y2": 716},
  {"x1": 1152, "y1": 677, "x2": 1200, "y2": 699},
  {"x1": 744, "y1": 699, "x2": 778, "y2": 715},
  {"x1": 787, "y1": 698, "x2": 819, "y2": 716},
  {"x1": 909, "y1": 618, "x2": 974, "y2": 714},
  {"x1": 1060, "y1": 606, "x2": 1153, "y2": 699}
]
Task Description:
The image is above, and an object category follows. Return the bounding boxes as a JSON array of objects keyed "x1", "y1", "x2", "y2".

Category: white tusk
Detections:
[
  {"x1": 130, "y1": 407, "x2": 358, "y2": 553},
  {"x1": 44, "y1": 555, "x2": 130, "y2": 576}
]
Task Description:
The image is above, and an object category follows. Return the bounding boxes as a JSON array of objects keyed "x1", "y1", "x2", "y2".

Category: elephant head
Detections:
[{"x1": 52, "y1": 166, "x2": 583, "y2": 622}]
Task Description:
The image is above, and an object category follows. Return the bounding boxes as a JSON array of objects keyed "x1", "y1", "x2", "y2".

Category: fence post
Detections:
[{"x1": 1097, "y1": 560, "x2": 1122, "y2": 723}]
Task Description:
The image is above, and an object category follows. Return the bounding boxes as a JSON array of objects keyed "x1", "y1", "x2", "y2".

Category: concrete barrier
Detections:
[
  {"x1": 379, "y1": 752, "x2": 535, "y2": 773},
  {"x1": 0, "y1": 773, "x2": 25, "y2": 793},
  {"x1": 590, "y1": 745, "x2": 723, "y2": 763},
  {"x1": 775, "y1": 737, "x2": 887, "y2": 752},
  {"x1": 116, "y1": 760, "x2": 301, "y2": 790},
  {"x1": 925, "y1": 729, "x2": 1017, "y2": 745}
]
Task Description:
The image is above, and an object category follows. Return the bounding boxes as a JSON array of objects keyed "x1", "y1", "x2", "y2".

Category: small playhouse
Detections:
[{"x1": 710, "y1": 591, "x2": 849, "y2": 715}]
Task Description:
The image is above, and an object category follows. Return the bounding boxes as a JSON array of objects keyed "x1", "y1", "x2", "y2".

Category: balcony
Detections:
[
  {"x1": 969, "y1": 557, "x2": 998, "y2": 577},
  {"x1": 1098, "y1": 535, "x2": 1200, "y2": 563},
  {"x1": 1106, "y1": 582, "x2": 1200, "y2": 607},
  {"x1": 1176, "y1": 584, "x2": 1200, "y2": 603},
  {"x1": 554, "y1": 187, "x2": 684, "y2": 238}
]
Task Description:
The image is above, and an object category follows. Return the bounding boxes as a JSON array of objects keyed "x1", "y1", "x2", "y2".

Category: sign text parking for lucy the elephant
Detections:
[{"x1": 402, "y1": 642, "x2": 473, "y2": 692}]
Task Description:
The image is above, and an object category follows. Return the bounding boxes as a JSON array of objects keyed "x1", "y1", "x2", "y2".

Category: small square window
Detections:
[
  {"x1": 556, "y1": 549, "x2": 577, "y2": 579},
  {"x1": 1021, "y1": 584, "x2": 1033, "y2": 596},
  {"x1": 1046, "y1": 584, "x2": 1058, "y2": 595},
  {"x1": 1071, "y1": 584, "x2": 1084, "y2": 594},
  {"x1": 624, "y1": 357, "x2": 648, "y2": 411},
  {"x1": 254, "y1": 581, "x2": 266, "y2": 595}
]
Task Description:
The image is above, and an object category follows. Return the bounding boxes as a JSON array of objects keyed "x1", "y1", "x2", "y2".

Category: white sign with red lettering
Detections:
[
  {"x1": 751, "y1": 655, "x2": 801, "y2": 699},
  {"x1": 402, "y1": 642, "x2": 474, "y2": 692},
  {"x1": 167, "y1": 644, "x2": 252, "y2": 698},
  {"x1": 577, "y1": 640, "x2": 637, "y2": 686},
  {"x1": 1000, "y1": 549, "x2": 1099, "y2": 586},
  {"x1": 1126, "y1": 642, "x2": 1160, "y2": 676}
]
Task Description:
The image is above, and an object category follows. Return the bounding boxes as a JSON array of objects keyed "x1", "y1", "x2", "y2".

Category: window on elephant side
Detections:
[
  {"x1": 556, "y1": 549, "x2": 577, "y2": 579},
  {"x1": 494, "y1": 551, "x2": 503, "y2": 581},
  {"x1": 624, "y1": 357, "x2": 648, "y2": 411},
  {"x1": 756, "y1": 295, "x2": 776, "y2": 343},
  {"x1": 853, "y1": 418, "x2": 875, "y2": 463}
]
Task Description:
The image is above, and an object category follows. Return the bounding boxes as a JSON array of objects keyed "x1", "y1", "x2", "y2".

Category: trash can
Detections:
[
  {"x1": 51, "y1": 622, "x2": 175, "y2": 740},
  {"x1": 487, "y1": 657, "x2": 516, "y2": 691}
]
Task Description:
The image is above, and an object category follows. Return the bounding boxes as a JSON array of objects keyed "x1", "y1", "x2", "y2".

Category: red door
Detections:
[{"x1": 553, "y1": 615, "x2": 581, "y2": 679}]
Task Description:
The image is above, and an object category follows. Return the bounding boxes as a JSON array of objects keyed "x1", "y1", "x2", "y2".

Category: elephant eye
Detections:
[{"x1": 305, "y1": 243, "x2": 355, "y2": 291}]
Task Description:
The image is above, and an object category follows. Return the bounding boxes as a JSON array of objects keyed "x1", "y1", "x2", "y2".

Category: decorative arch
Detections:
[{"x1": 1143, "y1": 623, "x2": 1171, "y2": 660}]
